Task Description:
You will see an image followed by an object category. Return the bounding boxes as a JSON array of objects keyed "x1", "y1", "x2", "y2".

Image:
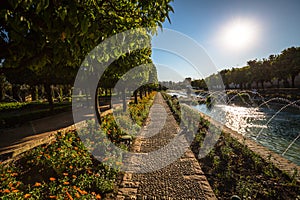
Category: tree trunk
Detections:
[
  {"x1": 85, "y1": 88, "x2": 90, "y2": 108},
  {"x1": 283, "y1": 78, "x2": 290, "y2": 88},
  {"x1": 134, "y1": 90, "x2": 138, "y2": 104},
  {"x1": 122, "y1": 88, "x2": 127, "y2": 112},
  {"x1": 277, "y1": 79, "x2": 280, "y2": 88},
  {"x1": 239, "y1": 83, "x2": 243, "y2": 90},
  {"x1": 95, "y1": 87, "x2": 101, "y2": 125},
  {"x1": 260, "y1": 80, "x2": 264, "y2": 89},
  {"x1": 12, "y1": 84, "x2": 21, "y2": 102},
  {"x1": 144, "y1": 86, "x2": 147, "y2": 97},
  {"x1": 0, "y1": 84, "x2": 4, "y2": 101},
  {"x1": 291, "y1": 75, "x2": 296, "y2": 88},
  {"x1": 31, "y1": 85, "x2": 38, "y2": 101},
  {"x1": 58, "y1": 86, "x2": 63, "y2": 102},
  {"x1": 139, "y1": 88, "x2": 143, "y2": 100},
  {"x1": 45, "y1": 84, "x2": 54, "y2": 111}
]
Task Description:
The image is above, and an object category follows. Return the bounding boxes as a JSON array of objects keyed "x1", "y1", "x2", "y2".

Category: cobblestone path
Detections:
[{"x1": 117, "y1": 93, "x2": 216, "y2": 199}]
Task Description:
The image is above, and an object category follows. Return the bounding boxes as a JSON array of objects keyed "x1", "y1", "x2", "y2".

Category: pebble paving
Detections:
[{"x1": 117, "y1": 93, "x2": 216, "y2": 199}]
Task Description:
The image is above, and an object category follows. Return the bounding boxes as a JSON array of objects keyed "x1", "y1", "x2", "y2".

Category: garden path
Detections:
[{"x1": 117, "y1": 93, "x2": 216, "y2": 199}]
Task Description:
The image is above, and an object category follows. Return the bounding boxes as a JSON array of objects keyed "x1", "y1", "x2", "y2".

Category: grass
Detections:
[{"x1": 0, "y1": 92, "x2": 156, "y2": 199}]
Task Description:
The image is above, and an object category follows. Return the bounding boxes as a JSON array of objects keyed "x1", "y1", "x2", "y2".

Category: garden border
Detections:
[
  {"x1": 0, "y1": 108, "x2": 118, "y2": 165},
  {"x1": 198, "y1": 112, "x2": 300, "y2": 183}
]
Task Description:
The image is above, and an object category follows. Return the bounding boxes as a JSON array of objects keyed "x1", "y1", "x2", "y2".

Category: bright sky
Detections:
[{"x1": 151, "y1": 0, "x2": 300, "y2": 82}]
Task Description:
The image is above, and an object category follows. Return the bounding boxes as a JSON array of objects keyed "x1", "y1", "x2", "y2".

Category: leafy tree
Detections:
[
  {"x1": 248, "y1": 60, "x2": 265, "y2": 89},
  {"x1": 219, "y1": 69, "x2": 230, "y2": 89},
  {"x1": 277, "y1": 47, "x2": 300, "y2": 88},
  {"x1": 1, "y1": 0, "x2": 174, "y2": 109}
]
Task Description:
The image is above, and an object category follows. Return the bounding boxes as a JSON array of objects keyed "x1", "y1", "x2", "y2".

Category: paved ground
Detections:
[
  {"x1": 0, "y1": 104, "x2": 114, "y2": 160},
  {"x1": 117, "y1": 93, "x2": 216, "y2": 199}
]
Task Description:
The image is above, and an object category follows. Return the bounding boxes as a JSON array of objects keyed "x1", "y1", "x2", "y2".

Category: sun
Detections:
[{"x1": 221, "y1": 19, "x2": 258, "y2": 50}]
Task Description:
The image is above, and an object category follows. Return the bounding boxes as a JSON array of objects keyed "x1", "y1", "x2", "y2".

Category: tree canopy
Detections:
[
  {"x1": 0, "y1": 0, "x2": 174, "y2": 104},
  {"x1": 198, "y1": 46, "x2": 300, "y2": 90}
]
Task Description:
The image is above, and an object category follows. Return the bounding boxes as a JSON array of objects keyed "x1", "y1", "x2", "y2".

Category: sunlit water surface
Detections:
[{"x1": 193, "y1": 103, "x2": 300, "y2": 166}]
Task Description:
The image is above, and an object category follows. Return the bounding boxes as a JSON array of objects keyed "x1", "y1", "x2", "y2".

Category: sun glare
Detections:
[{"x1": 221, "y1": 19, "x2": 258, "y2": 50}]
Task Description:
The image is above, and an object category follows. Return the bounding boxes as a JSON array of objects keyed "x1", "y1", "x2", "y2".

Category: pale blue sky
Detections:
[{"x1": 151, "y1": 0, "x2": 300, "y2": 81}]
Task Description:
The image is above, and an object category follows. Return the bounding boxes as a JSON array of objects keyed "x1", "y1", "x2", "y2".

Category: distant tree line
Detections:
[{"x1": 192, "y1": 46, "x2": 300, "y2": 90}]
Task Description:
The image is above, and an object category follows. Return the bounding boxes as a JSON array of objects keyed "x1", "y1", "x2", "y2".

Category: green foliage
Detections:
[
  {"x1": 0, "y1": 102, "x2": 27, "y2": 111},
  {"x1": 196, "y1": 130, "x2": 300, "y2": 199},
  {"x1": 128, "y1": 91, "x2": 156, "y2": 126},
  {"x1": 163, "y1": 91, "x2": 299, "y2": 199},
  {"x1": 161, "y1": 92, "x2": 181, "y2": 123},
  {"x1": 0, "y1": 0, "x2": 173, "y2": 108},
  {"x1": 0, "y1": 130, "x2": 114, "y2": 199},
  {"x1": 0, "y1": 91, "x2": 156, "y2": 198},
  {"x1": 194, "y1": 46, "x2": 300, "y2": 89},
  {"x1": 1, "y1": 0, "x2": 174, "y2": 86}
]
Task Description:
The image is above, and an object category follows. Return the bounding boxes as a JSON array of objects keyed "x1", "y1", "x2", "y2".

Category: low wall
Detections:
[
  {"x1": 1, "y1": 108, "x2": 115, "y2": 165},
  {"x1": 198, "y1": 112, "x2": 300, "y2": 183}
]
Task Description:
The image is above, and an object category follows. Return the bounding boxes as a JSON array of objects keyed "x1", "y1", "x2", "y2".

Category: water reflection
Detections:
[{"x1": 193, "y1": 104, "x2": 300, "y2": 166}]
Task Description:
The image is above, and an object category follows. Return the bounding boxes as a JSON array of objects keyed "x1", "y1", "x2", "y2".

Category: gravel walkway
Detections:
[{"x1": 117, "y1": 93, "x2": 216, "y2": 199}]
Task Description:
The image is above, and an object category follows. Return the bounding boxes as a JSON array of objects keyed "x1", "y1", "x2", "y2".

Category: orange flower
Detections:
[
  {"x1": 102, "y1": 157, "x2": 109, "y2": 162},
  {"x1": 44, "y1": 154, "x2": 49, "y2": 158},
  {"x1": 69, "y1": 166, "x2": 73, "y2": 169},
  {"x1": 116, "y1": 161, "x2": 122, "y2": 165},
  {"x1": 49, "y1": 177, "x2": 56, "y2": 181},
  {"x1": 75, "y1": 192, "x2": 80, "y2": 198},
  {"x1": 11, "y1": 172, "x2": 18, "y2": 177},
  {"x1": 63, "y1": 181, "x2": 70, "y2": 185},
  {"x1": 16, "y1": 181, "x2": 21, "y2": 187},
  {"x1": 63, "y1": 173, "x2": 68, "y2": 176},
  {"x1": 75, "y1": 187, "x2": 87, "y2": 195},
  {"x1": 24, "y1": 194, "x2": 31, "y2": 198},
  {"x1": 3, "y1": 189, "x2": 10, "y2": 193},
  {"x1": 12, "y1": 189, "x2": 19, "y2": 193},
  {"x1": 65, "y1": 191, "x2": 73, "y2": 200},
  {"x1": 72, "y1": 175, "x2": 77, "y2": 179},
  {"x1": 34, "y1": 182, "x2": 42, "y2": 187},
  {"x1": 49, "y1": 195, "x2": 57, "y2": 199},
  {"x1": 96, "y1": 194, "x2": 101, "y2": 199},
  {"x1": 81, "y1": 190, "x2": 87, "y2": 195}
]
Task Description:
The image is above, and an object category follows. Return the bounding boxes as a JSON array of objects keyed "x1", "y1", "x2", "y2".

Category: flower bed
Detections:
[
  {"x1": 162, "y1": 92, "x2": 299, "y2": 199},
  {"x1": 0, "y1": 92, "x2": 156, "y2": 199}
]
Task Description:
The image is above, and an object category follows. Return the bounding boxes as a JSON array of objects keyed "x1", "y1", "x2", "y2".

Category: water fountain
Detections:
[{"x1": 190, "y1": 90, "x2": 300, "y2": 166}]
